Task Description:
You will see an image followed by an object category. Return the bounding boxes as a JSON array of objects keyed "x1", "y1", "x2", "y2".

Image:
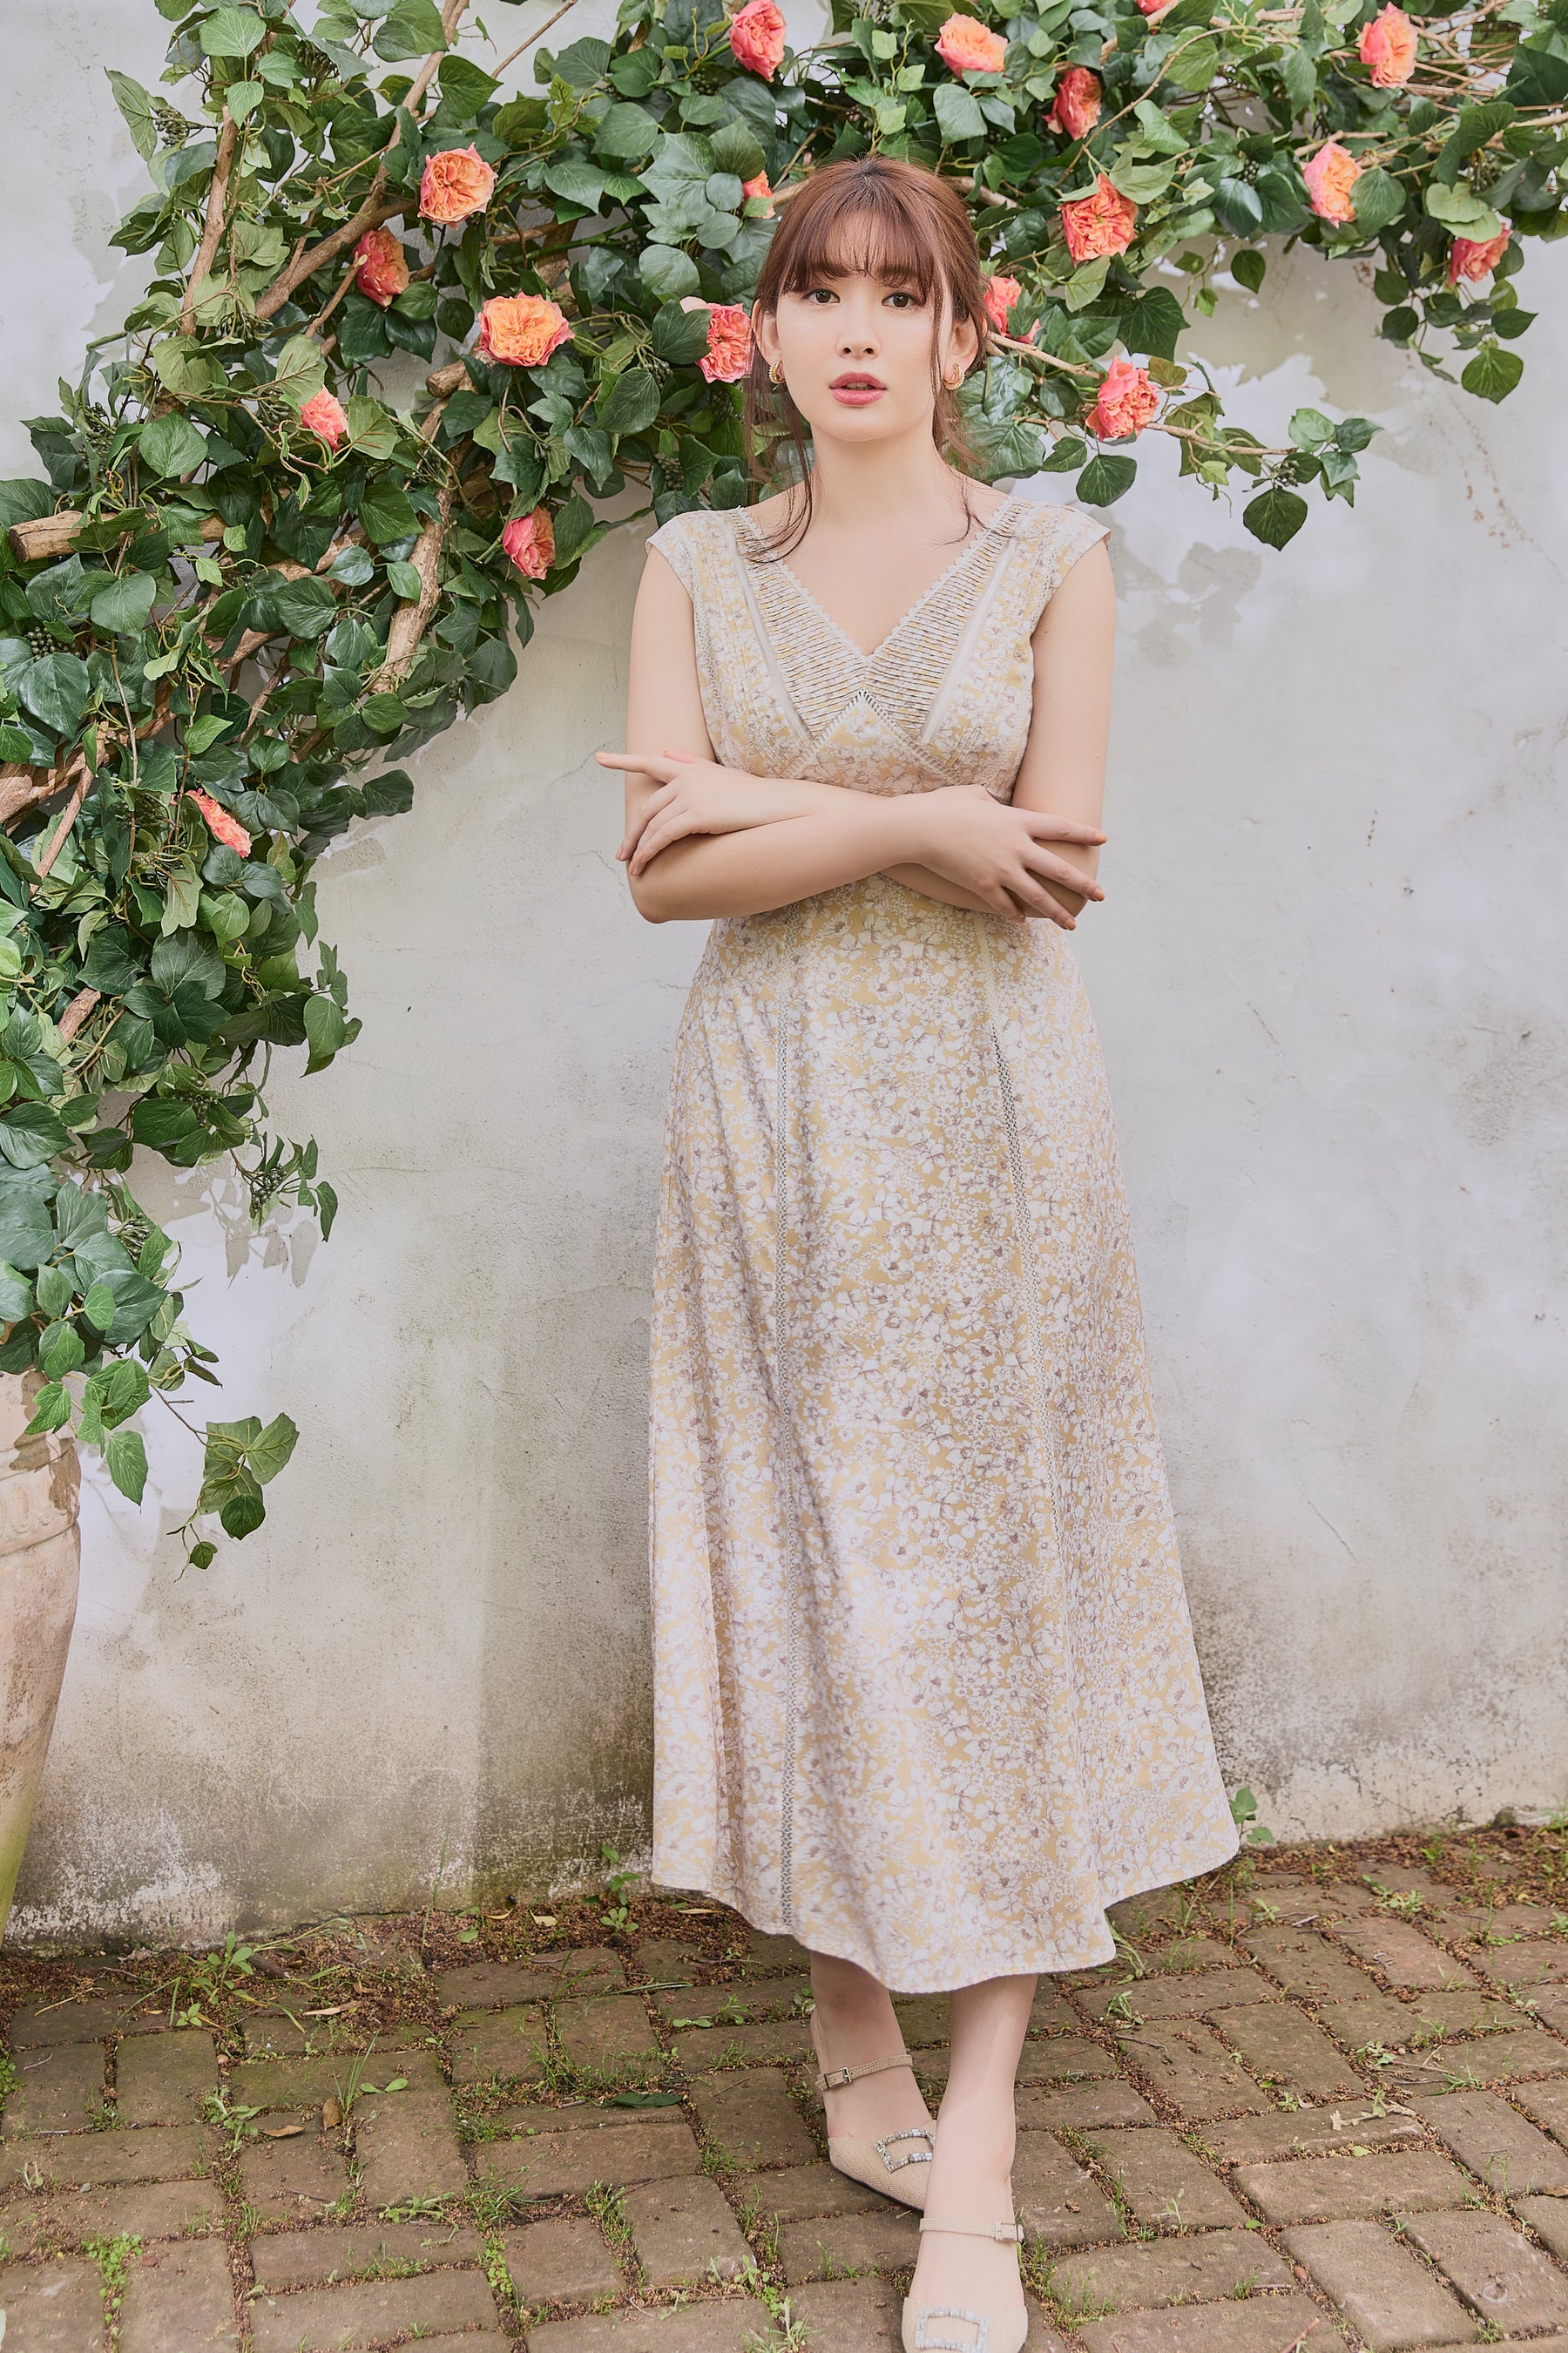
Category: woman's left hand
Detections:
[{"x1": 598, "y1": 747, "x2": 822, "y2": 876}]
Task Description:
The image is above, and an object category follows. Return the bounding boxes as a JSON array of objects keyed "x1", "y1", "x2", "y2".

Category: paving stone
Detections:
[
  {"x1": 118, "y1": 2235, "x2": 238, "y2": 2352},
  {"x1": 672, "y1": 2019, "x2": 813, "y2": 2070},
  {"x1": 501, "y1": 2214, "x2": 622, "y2": 2305},
  {"x1": 1017, "y1": 2080, "x2": 1156, "y2": 2131},
  {"x1": 243, "y1": 2012, "x2": 428, "y2": 2059},
  {"x1": 1516, "y1": 2079, "x2": 1568, "y2": 2147},
  {"x1": 1530, "y1": 1989, "x2": 1568, "y2": 2037},
  {"x1": 1318, "y1": 1998, "x2": 1423, "y2": 2053},
  {"x1": 628, "y1": 1939, "x2": 704, "y2": 1984},
  {"x1": 1085, "y1": 2127, "x2": 1249, "y2": 2228},
  {"x1": 0, "y1": 2122, "x2": 218, "y2": 2188},
  {"x1": 492, "y1": 2098, "x2": 682, "y2": 2136},
  {"x1": 527, "y1": 2301, "x2": 774, "y2": 2350},
  {"x1": 688, "y1": 2067, "x2": 816, "y2": 2168},
  {"x1": 0, "y1": 2175, "x2": 225, "y2": 2255},
  {"x1": 1016, "y1": 2036, "x2": 1119, "y2": 2086},
  {"x1": 733, "y1": 2160, "x2": 885, "y2": 2221},
  {"x1": 1155, "y1": 1936, "x2": 1240, "y2": 1975},
  {"x1": 623, "y1": 2175, "x2": 752, "y2": 2285},
  {"x1": 1514, "y1": 2194, "x2": 1568, "y2": 2262},
  {"x1": 1078, "y1": 1972, "x2": 1279, "y2": 2023},
  {"x1": 1480, "y1": 1940, "x2": 1568, "y2": 1987},
  {"x1": 1024, "y1": 2295, "x2": 1078, "y2": 2353},
  {"x1": 474, "y1": 2114, "x2": 700, "y2": 2197},
  {"x1": 252, "y1": 2219, "x2": 487, "y2": 2289},
  {"x1": 1231, "y1": 2151, "x2": 1470, "y2": 2222},
  {"x1": 450, "y1": 2003, "x2": 551, "y2": 2084},
  {"x1": 355, "y1": 2084, "x2": 469, "y2": 2206},
  {"x1": 1203, "y1": 2109, "x2": 1426, "y2": 2165},
  {"x1": 1114, "y1": 2021, "x2": 1267, "y2": 2119},
  {"x1": 1108, "y1": 1889, "x2": 1195, "y2": 1940},
  {"x1": 438, "y1": 1960, "x2": 576, "y2": 2010},
  {"x1": 1013, "y1": 2128, "x2": 1125, "y2": 2248},
  {"x1": 230, "y1": 2054, "x2": 381, "y2": 2113},
  {"x1": 1303, "y1": 1884, "x2": 1382, "y2": 1921},
  {"x1": 115, "y1": 2028, "x2": 218, "y2": 2125},
  {"x1": 1398, "y1": 2206, "x2": 1568, "y2": 2330},
  {"x1": 1407, "y1": 1991, "x2": 1520, "y2": 2042},
  {"x1": 787, "y1": 2275, "x2": 902, "y2": 2351},
  {"x1": 1408, "y1": 2027, "x2": 1568, "y2": 2086},
  {"x1": 8, "y1": 1994, "x2": 166, "y2": 2047},
  {"x1": 249, "y1": 2266, "x2": 501, "y2": 2350},
  {"x1": 1215, "y1": 2006, "x2": 1362, "y2": 2099},
  {"x1": 390, "y1": 2340, "x2": 512, "y2": 2353},
  {"x1": 1334, "y1": 1921, "x2": 1478, "y2": 1992},
  {"x1": 892, "y1": 1992, "x2": 951, "y2": 2046},
  {"x1": 238, "y1": 2125, "x2": 352, "y2": 2222},
  {"x1": 742, "y1": 1930, "x2": 809, "y2": 1976},
  {"x1": 0, "y1": 2255, "x2": 107, "y2": 2348},
  {"x1": 2, "y1": 2042, "x2": 104, "y2": 2134},
  {"x1": 1359, "y1": 1870, "x2": 1450, "y2": 1904},
  {"x1": 1281, "y1": 2220, "x2": 1477, "y2": 2348},
  {"x1": 1415, "y1": 2087, "x2": 1568, "y2": 2194},
  {"x1": 1246, "y1": 1930, "x2": 1379, "y2": 2005},
  {"x1": 1078, "y1": 2294, "x2": 1348, "y2": 2353},
  {"x1": 1044, "y1": 2227, "x2": 1293, "y2": 2312},
  {"x1": 778, "y1": 2205, "x2": 920, "y2": 2282},
  {"x1": 1031, "y1": 1986, "x2": 1084, "y2": 2035},
  {"x1": 652, "y1": 1979, "x2": 808, "y2": 2028}
]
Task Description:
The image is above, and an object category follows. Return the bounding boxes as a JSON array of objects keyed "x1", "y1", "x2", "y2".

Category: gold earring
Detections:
[
  {"x1": 768, "y1": 359, "x2": 784, "y2": 385},
  {"x1": 943, "y1": 366, "x2": 963, "y2": 389}
]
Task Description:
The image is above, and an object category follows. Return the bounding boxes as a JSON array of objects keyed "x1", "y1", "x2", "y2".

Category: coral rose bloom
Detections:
[
  {"x1": 1060, "y1": 173, "x2": 1139, "y2": 262},
  {"x1": 742, "y1": 170, "x2": 774, "y2": 213},
  {"x1": 1089, "y1": 357, "x2": 1160, "y2": 440},
  {"x1": 420, "y1": 145, "x2": 496, "y2": 224},
  {"x1": 1047, "y1": 66, "x2": 1102, "y2": 138},
  {"x1": 476, "y1": 294, "x2": 573, "y2": 368},
  {"x1": 1448, "y1": 228, "x2": 1510, "y2": 283},
  {"x1": 700, "y1": 304, "x2": 754, "y2": 384},
  {"x1": 935, "y1": 12, "x2": 1008, "y2": 72},
  {"x1": 1359, "y1": 3, "x2": 1417, "y2": 85},
  {"x1": 983, "y1": 274, "x2": 1022, "y2": 332},
  {"x1": 189, "y1": 789, "x2": 252, "y2": 856},
  {"x1": 502, "y1": 509, "x2": 555, "y2": 580},
  {"x1": 1303, "y1": 139, "x2": 1362, "y2": 225},
  {"x1": 355, "y1": 227, "x2": 409, "y2": 309},
  {"x1": 299, "y1": 389, "x2": 348, "y2": 448},
  {"x1": 729, "y1": 0, "x2": 787, "y2": 78}
]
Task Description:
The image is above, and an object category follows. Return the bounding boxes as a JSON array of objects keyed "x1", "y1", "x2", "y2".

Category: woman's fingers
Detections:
[
  {"x1": 596, "y1": 749, "x2": 683, "y2": 781},
  {"x1": 1020, "y1": 812, "x2": 1107, "y2": 844},
  {"x1": 1020, "y1": 843, "x2": 1105, "y2": 897}
]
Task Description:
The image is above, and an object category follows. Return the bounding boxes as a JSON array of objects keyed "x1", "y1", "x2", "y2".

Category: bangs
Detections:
[{"x1": 772, "y1": 182, "x2": 943, "y2": 303}]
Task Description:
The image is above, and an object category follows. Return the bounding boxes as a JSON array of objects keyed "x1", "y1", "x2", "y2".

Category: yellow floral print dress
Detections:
[{"x1": 644, "y1": 493, "x2": 1238, "y2": 1994}]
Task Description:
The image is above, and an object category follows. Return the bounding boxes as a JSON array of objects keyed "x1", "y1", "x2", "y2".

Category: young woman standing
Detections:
[{"x1": 598, "y1": 155, "x2": 1239, "y2": 2353}]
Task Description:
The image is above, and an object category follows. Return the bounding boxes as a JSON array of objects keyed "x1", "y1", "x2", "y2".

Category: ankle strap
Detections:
[
  {"x1": 918, "y1": 2217, "x2": 1024, "y2": 2244},
  {"x1": 813, "y1": 2052, "x2": 915, "y2": 2093}
]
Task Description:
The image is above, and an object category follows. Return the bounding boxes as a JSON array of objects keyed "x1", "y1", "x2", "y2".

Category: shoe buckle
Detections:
[
  {"x1": 819, "y1": 2065, "x2": 855, "y2": 2090},
  {"x1": 875, "y1": 2125, "x2": 935, "y2": 2173},
  {"x1": 912, "y1": 2311, "x2": 989, "y2": 2352}
]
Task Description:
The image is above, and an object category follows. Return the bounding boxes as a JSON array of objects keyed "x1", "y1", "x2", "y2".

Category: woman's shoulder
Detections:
[
  {"x1": 645, "y1": 503, "x2": 743, "y2": 594},
  {"x1": 997, "y1": 491, "x2": 1111, "y2": 563}
]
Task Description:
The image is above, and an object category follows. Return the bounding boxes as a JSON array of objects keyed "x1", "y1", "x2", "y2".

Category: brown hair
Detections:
[{"x1": 740, "y1": 154, "x2": 990, "y2": 557}]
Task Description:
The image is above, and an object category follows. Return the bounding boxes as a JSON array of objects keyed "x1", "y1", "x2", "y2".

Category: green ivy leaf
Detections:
[
  {"x1": 82, "y1": 1281, "x2": 118, "y2": 1334},
  {"x1": 105, "y1": 1427, "x2": 149, "y2": 1504},
  {"x1": 89, "y1": 573, "x2": 159, "y2": 636},
  {"x1": 1350, "y1": 167, "x2": 1408, "y2": 235},
  {"x1": 248, "y1": 1412, "x2": 299, "y2": 1484},
  {"x1": 106, "y1": 69, "x2": 159, "y2": 160},
  {"x1": 199, "y1": 7, "x2": 267, "y2": 57},
  {"x1": 139, "y1": 413, "x2": 208, "y2": 478},
  {"x1": 932, "y1": 80, "x2": 987, "y2": 142},
  {"x1": 0, "y1": 1261, "x2": 33, "y2": 1323},
  {"x1": 1243, "y1": 484, "x2": 1309, "y2": 545},
  {"x1": 373, "y1": 0, "x2": 448, "y2": 59},
  {"x1": 598, "y1": 366, "x2": 662, "y2": 436},
  {"x1": 24, "y1": 1381, "x2": 72, "y2": 1437},
  {"x1": 272, "y1": 334, "x2": 329, "y2": 409},
  {"x1": 1461, "y1": 344, "x2": 1524, "y2": 401},
  {"x1": 19, "y1": 651, "x2": 91, "y2": 734},
  {"x1": 640, "y1": 244, "x2": 701, "y2": 301},
  {"x1": 359, "y1": 483, "x2": 420, "y2": 544},
  {"x1": 1077, "y1": 454, "x2": 1139, "y2": 504}
]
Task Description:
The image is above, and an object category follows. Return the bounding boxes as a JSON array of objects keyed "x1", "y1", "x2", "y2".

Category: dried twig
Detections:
[
  {"x1": 182, "y1": 111, "x2": 240, "y2": 335},
  {"x1": 34, "y1": 764, "x2": 93, "y2": 883},
  {"x1": 492, "y1": 0, "x2": 581, "y2": 78},
  {"x1": 368, "y1": 483, "x2": 454, "y2": 687},
  {"x1": 58, "y1": 988, "x2": 102, "y2": 1044}
]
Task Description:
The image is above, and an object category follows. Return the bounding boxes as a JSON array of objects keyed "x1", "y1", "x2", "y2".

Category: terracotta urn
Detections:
[{"x1": 0, "y1": 1372, "x2": 80, "y2": 1940}]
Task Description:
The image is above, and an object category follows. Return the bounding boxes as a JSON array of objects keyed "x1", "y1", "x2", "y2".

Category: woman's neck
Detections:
[{"x1": 795, "y1": 430, "x2": 975, "y2": 541}]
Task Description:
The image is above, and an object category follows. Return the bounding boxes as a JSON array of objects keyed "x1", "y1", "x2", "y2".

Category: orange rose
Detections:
[
  {"x1": 475, "y1": 294, "x2": 573, "y2": 369},
  {"x1": 1303, "y1": 139, "x2": 1362, "y2": 225},
  {"x1": 742, "y1": 170, "x2": 774, "y2": 214},
  {"x1": 1447, "y1": 229, "x2": 1510, "y2": 284},
  {"x1": 729, "y1": 0, "x2": 787, "y2": 78},
  {"x1": 1060, "y1": 173, "x2": 1139, "y2": 262},
  {"x1": 699, "y1": 304, "x2": 754, "y2": 384},
  {"x1": 1089, "y1": 357, "x2": 1159, "y2": 440},
  {"x1": 299, "y1": 389, "x2": 348, "y2": 449},
  {"x1": 188, "y1": 789, "x2": 251, "y2": 856},
  {"x1": 935, "y1": 12, "x2": 1008, "y2": 72},
  {"x1": 1047, "y1": 66, "x2": 1102, "y2": 139},
  {"x1": 502, "y1": 509, "x2": 555, "y2": 580},
  {"x1": 983, "y1": 274, "x2": 1022, "y2": 333},
  {"x1": 419, "y1": 145, "x2": 496, "y2": 225},
  {"x1": 355, "y1": 227, "x2": 410, "y2": 309},
  {"x1": 1358, "y1": 3, "x2": 1417, "y2": 85},
  {"x1": 1136, "y1": 0, "x2": 1173, "y2": 16}
]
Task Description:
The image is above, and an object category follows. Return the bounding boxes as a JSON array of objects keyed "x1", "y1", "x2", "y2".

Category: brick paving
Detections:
[{"x1": 0, "y1": 1837, "x2": 1563, "y2": 2347}]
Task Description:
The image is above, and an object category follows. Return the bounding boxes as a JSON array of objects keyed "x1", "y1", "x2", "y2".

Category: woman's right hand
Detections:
[{"x1": 905, "y1": 787, "x2": 1106, "y2": 924}]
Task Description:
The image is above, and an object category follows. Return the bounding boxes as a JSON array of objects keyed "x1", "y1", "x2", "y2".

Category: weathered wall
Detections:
[{"x1": 0, "y1": 2, "x2": 1564, "y2": 1946}]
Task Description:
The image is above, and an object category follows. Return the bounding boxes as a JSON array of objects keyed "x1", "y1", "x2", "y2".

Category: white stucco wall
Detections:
[{"x1": 1, "y1": 1, "x2": 1564, "y2": 1946}]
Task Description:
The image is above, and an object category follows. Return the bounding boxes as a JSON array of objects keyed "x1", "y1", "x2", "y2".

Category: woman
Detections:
[{"x1": 598, "y1": 155, "x2": 1239, "y2": 2353}]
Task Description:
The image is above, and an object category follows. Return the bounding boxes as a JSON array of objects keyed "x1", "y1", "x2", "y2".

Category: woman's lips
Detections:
[{"x1": 830, "y1": 379, "x2": 885, "y2": 406}]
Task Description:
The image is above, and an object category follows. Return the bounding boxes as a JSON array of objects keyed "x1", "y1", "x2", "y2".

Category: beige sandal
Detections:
[
  {"x1": 812, "y1": 2049, "x2": 935, "y2": 2209},
  {"x1": 901, "y1": 2214, "x2": 1028, "y2": 2353}
]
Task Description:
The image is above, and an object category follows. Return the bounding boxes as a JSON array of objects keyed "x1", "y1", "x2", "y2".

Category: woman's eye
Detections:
[
  {"x1": 804, "y1": 287, "x2": 838, "y2": 304},
  {"x1": 885, "y1": 290, "x2": 919, "y2": 309}
]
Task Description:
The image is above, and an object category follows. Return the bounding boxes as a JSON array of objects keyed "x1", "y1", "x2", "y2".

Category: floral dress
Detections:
[{"x1": 643, "y1": 492, "x2": 1238, "y2": 1994}]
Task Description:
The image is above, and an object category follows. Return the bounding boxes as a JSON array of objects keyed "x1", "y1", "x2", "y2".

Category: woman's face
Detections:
[{"x1": 752, "y1": 252, "x2": 978, "y2": 448}]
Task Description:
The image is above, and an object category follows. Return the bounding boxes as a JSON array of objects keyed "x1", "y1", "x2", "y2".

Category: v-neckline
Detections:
[{"x1": 736, "y1": 492, "x2": 1020, "y2": 665}]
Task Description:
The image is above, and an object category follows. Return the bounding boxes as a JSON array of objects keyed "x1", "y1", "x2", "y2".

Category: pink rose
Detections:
[
  {"x1": 1060, "y1": 173, "x2": 1139, "y2": 262},
  {"x1": 742, "y1": 170, "x2": 774, "y2": 214},
  {"x1": 188, "y1": 789, "x2": 251, "y2": 856},
  {"x1": 1358, "y1": 3, "x2": 1418, "y2": 85},
  {"x1": 1136, "y1": 0, "x2": 1173, "y2": 16},
  {"x1": 1046, "y1": 66, "x2": 1102, "y2": 139},
  {"x1": 1303, "y1": 139, "x2": 1362, "y2": 226},
  {"x1": 729, "y1": 0, "x2": 787, "y2": 78},
  {"x1": 299, "y1": 389, "x2": 348, "y2": 449},
  {"x1": 983, "y1": 274, "x2": 1022, "y2": 333},
  {"x1": 475, "y1": 294, "x2": 573, "y2": 368},
  {"x1": 698, "y1": 304, "x2": 754, "y2": 384},
  {"x1": 1088, "y1": 357, "x2": 1160, "y2": 441},
  {"x1": 419, "y1": 146, "x2": 496, "y2": 225},
  {"x1": 935, "y1": 12, "x2": 1008, "y2": 73},
  {"x1": 502, "y1": 509, "x2": 555, "y2": 580},
  {"x1": 1447, "y1": 229, "x2": 1510, "y2": 284},
  {"x1": 355, "y1": 227, "x2": 410, "y2": 309}
]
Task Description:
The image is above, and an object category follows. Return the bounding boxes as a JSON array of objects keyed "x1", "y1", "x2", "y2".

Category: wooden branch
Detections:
[
  {"x1": 426, "y1": 361, "x2": 470, "y2": 396},
  {"x1": 492, "y1": 0, "x2": 581, "y2": 78},
  {"x1": 408, "y1": 0, "x2": 473, "y2": 109},
  {"x1": 0, "y1": 771, "x2": 59, "y2": 826},
  {"x1": 33, "y1": 764, "x2": 92, "y2": 883},
  {"x1": 255, "y1": 192, "x2": 408, "y2": 322},
  {"x1": 181, "y1": 111, "x2": 240, "y2": 336},
  {"x1": 58, "y1": 988, "x2": 101, "y2": 1044},
  {"x1": 368, "y1": 483, "x2": 452, "y2": 687},
  {"x1": 8, "y1": 510, "x2": 225, "y2": 564}
]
